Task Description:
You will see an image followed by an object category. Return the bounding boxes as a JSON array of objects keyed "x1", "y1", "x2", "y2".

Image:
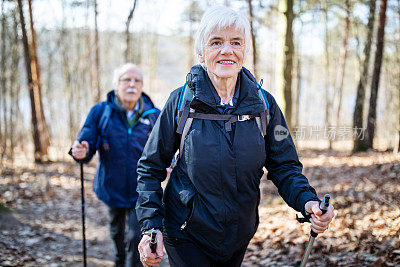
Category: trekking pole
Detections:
[
  {"x1": 80, "y1": 162, "x2": 87, "y2": 267},
  {"x1": 68, "y1": 148, "x2": 87, "y2": 266},
  {"x1": 297, "y1": 194, "x2": 331, "y2": 267}
]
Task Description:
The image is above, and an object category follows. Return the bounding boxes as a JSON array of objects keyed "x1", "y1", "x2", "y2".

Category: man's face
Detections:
[{"x1": 116, "y1": 67, "x2": 143, "y2": 105}]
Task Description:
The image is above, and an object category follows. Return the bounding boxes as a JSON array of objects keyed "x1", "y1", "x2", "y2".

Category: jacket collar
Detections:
[
  {"x1": 187, "y1": 65, "x2": 265, "y2": 115},
  {"x1": 106, "y1": 90, "x2": 156, "y2": 112}
]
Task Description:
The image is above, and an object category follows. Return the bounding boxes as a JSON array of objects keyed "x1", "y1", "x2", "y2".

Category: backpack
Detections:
[
  {"x1": 174, "y1": 75, "x2": 270, "y2": 162},
  {"x1": 97, "y1": 101, "x2": 159, "y2": 151}
]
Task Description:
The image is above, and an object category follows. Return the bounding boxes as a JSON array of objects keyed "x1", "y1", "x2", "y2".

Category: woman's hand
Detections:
[
  {"x1": 71, "y1": 140, "x2": 89, "y2": 159},
  {"x1": 304, "y1": 201, "x2": 335, "y2": 234},
  {"x1": 138, "y1": 229, "x2": 164, "y2": 267}
]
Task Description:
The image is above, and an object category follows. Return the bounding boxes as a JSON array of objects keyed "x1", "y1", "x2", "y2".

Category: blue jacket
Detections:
[
  {"x1": 136, "y1": 65, "x2": 319, "y2": 261},
  {"x1": 77, "y1": 90, "x2": 160, "y2": 208}
]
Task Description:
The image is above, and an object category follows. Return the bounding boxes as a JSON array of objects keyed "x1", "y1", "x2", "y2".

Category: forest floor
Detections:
[{"x1": 0, "y1": 149, "x2": 399, "y2": 266}]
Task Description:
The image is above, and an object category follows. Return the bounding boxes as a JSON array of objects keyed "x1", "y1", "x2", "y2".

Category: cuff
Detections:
[
  {"x1": 296, "y1": 190, "x2": 320, "y2": 217},
  {"x1": 140, "y1": 218, "x2": 163, "y2": 233}
]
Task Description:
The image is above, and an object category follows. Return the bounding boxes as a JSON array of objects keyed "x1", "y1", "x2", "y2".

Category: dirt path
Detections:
[{"x1": 1, "y1": 150, "x2": 399, "y2": 266}]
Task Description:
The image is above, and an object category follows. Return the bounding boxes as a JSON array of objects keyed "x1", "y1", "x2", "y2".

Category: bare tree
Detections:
[
  {"x1": 17, "y1": 0, "x2": 50, "y2": 162},
  {"x1": 247, "y1": 0, "x2": 258, "y2": 78},
  {"x1": 398, "y1": 0, "x2": 400, "y2": 152},
  {"x1": 283, "y1": 0, "x2": 294, "y2": 130},
  {"x1": 1, "y1": 0, "x2": 7, "y2": 160},
  {"x1": 365, "y1": 0, "x2": 388, "y2": 149},
  {"x1": 9, "y1": 6, "x2": 20, "y2": 163},
  {"x1": 182, "y1": 0, "x2": 202, "y2": 70},
  {"x1": 353, "y1": 0, "x2": 376, "y2": 152},
  {"x1": 60, "y1": 1, "x2": 75, "y2": 141},
  {"x1": 295, "y1": 22, "x2": 303, "y2": 128},
  {"x1": 335, "y1": 0, "x2": 352, "y2": 126},
  {"x1": 125, "y1": 0, "x2": 137, "y2": 62},
  {"x1": 322, "y1": 0, "x2": 333, "y2": 149},
  {"x1": 91, "y1": 0, "x2": 100, "y2": 103}
]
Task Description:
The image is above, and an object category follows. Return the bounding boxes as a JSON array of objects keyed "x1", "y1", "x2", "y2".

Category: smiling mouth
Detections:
[
  {"x1": 217, "y1": 60, "x2": 235, "y2": 65},
  {"x1": 126, "y1": 88, "x2": 138, "y2": 94}
]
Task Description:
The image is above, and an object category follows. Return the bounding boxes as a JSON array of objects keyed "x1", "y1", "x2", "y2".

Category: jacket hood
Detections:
[{"x1": 187, "y1": 64, "x2": 265, "y2": 115}]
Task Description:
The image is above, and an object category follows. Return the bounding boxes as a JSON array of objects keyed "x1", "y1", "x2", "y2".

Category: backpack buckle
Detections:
[{"x1": 238, "y1": 115, "x2": 250, "y2": 121}]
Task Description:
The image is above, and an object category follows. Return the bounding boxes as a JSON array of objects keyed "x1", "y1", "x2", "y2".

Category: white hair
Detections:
[
  {"x1": 194, "y1": 6, "x2": 251, "y2": 60},
  {"x1": 112, "y1": 63, "x2": 143, "y2": 88}
]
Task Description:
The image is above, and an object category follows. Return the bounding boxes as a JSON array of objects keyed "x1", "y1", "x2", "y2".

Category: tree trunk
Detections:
[
  {"x1": 323, "y1": 0, "x2": 333, "y2": 149},
  {"x1": 335, "y1": 0, "x2": 351, "y2": 126},
  {"x1": 148, "y1": 32, "x2": 158, "y2": 94},
  {"x1": 17, "y1": 0, "x2": 50, "y2": 163},
  {"x1": 365, "y1": 0, "x2": 387, "y2": 149},
  {"x1": 353, "y1": 0, "x2": 376, "y2": 152},
  {"x1": 283, "y1": 0, "x2": 294, "y2": 131},
  {"x1": 247, "y1": 0, "x2": 257, "y2": 78},
  {"x1": 9, "y1": 7, "x2": 20, "y2": 163},
  {"x1": 295, "y1": 43, "x2": 301, "y2": 128},
  {"x1": 187, "y1": 1, "x2": 196, "y2": 70},
  {"x1": 396, "y1": 0, "x2": 400, "y2": 152},
  {"x1": 124, "y1": 0, "x2": 137, "y2": 62},
  {"x1": 1, "y1": 0, "x2": 7, "y2": 161},
  {"x1": 91, "y1": 0, "x2": 100, "y2": 103}
]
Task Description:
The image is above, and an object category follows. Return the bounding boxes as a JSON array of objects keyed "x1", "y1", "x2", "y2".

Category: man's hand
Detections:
[
  {"x1": 304, "y1": 201, "x2": 335, "y2": 234},
  {"x1": 71, "y1": 140, "x2": 89, "y2": 160},
  {"x1": 138, "y1": 229, "x2": 163, "y2": 267}
]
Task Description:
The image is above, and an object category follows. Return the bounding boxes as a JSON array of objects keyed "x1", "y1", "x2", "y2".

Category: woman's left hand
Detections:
[{"x1": 304, "y1": 201, "x2": 335, "y2": 234}]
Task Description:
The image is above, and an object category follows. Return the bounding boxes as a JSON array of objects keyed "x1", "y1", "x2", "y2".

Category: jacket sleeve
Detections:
[
  {"x1": 75, "y1": 103, "x2": 103, "y2": 163},
  {"x1": 136, "y1": 89, "x2": 181, "y2": 232},
  {"x1": 264, "y1": 92, "x2": 319, "y2": 216}
]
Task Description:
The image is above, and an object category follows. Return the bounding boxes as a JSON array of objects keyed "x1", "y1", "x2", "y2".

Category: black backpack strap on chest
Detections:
[{"x1": 174, "y1": 77, "x2": 271, "y2": 162}]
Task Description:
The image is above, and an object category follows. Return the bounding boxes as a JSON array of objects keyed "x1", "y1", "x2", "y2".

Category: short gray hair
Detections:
[
  {"x1": 112, "y1": 63, "x2": 143, "y2": 88},
  {"x1": 194, "y1": 6, "x2": 251, "y2": 59}
]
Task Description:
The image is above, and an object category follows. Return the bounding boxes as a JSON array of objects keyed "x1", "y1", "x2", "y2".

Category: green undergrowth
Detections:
[{"x1": 0, "y1": 203, "x2": 11, "y2": 212}]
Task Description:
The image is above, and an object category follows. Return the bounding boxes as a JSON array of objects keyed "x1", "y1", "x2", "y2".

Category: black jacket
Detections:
[{"x1": 136, "y1": 65, "x2": 319, "y2": 261}]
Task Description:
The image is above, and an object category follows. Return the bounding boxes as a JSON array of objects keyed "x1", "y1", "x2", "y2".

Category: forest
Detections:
[{"x1": 1, "y1": 0, "x2": 399, "y2": 266}]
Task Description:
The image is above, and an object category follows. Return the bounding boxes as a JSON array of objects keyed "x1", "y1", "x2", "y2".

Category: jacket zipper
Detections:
[{"x1": 180, "y1": 221, "x2": 187, "y2": 231}]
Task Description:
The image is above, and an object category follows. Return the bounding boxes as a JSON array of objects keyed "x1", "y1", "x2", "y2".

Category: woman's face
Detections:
[
  {"x1": 200, "y1": 26, "x2": 245, "y2": 80},
  {"x1": 116, "y1": 67, "x2": 143, "y2": 105}
]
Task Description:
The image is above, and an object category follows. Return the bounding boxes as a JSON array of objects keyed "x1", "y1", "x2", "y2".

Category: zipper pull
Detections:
[
  {"x1": 180, "y1": 221, "x2": 187, "y2": 231},
  {"x1": 128, "y1": 128, "x2": 132, "y2": 134}
]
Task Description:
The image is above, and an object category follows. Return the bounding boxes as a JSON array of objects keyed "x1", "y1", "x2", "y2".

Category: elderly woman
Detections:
[
  {"x1": 136, "y1": 6, "x2": 334, "y2": 267},
  {"x1": 70, "y1": 63, "x2": 160, "y2": 267}
]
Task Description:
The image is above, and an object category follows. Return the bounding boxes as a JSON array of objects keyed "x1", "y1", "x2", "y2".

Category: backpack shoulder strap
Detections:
[
  {"x1": 255, "y1": 80, "x2": 270, "y2": 136},
  {"x1": 174, "y1": 82, "x2": 195, "y2": 159},
  {"x1": 97, "y1": 103, "x2": 113, "y2": 150},
  {"x1": 176, "y1": 82, "x2": 194, "y2": 121},
  {"x1": 99, "y1": 103, "x2": 112, "y2": 133}
]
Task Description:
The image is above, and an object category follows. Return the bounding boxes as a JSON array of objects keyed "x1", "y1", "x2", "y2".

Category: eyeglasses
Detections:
[{"x1": 119, "y1": 77, "x2": 142, "y2": 84}]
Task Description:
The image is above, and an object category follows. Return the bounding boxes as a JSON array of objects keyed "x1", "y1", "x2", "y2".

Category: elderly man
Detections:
[{"x1": 71, "y1": 63, "x2": 160, "y2": 267}]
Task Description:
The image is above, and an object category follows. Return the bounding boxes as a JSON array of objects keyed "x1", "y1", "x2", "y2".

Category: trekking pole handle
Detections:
[
  {"x1": 310, "y1": 194, "x2": 330, "y2": 237},
  {"x1": 149, "y1": 231, "x2": 157, "y2": 253}
]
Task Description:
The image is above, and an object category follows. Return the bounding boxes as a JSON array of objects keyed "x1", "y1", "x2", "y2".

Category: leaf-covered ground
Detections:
[{"x1": 1, "y1": 150, "x2": 399, "y2": 266}]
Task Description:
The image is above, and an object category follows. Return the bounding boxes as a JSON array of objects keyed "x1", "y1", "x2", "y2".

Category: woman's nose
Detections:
[{"x1": 220, "y1": 42, "x2": 234, "y2": 54}]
